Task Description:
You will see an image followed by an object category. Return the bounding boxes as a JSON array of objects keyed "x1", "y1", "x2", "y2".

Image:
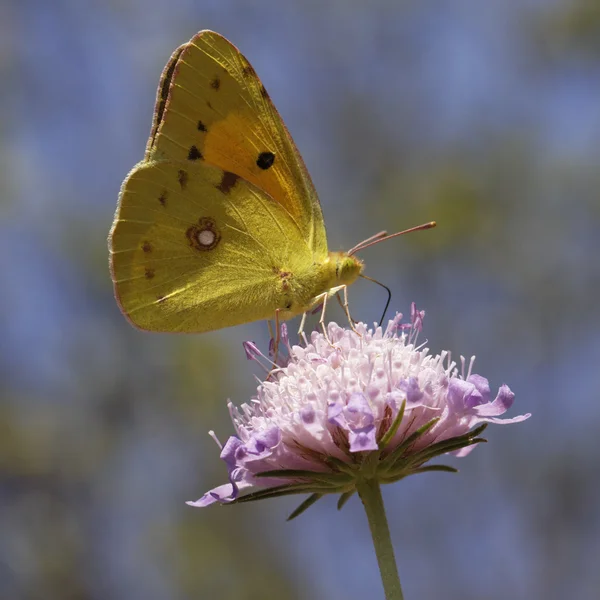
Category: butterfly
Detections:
[{"x1": 109, "y1": 30, "x2": 434, "y2": 337}]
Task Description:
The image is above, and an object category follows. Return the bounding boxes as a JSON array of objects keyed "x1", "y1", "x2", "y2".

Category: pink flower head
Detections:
[{"x1": 189, "y1": 306, "x2": 530, "y2": 515}]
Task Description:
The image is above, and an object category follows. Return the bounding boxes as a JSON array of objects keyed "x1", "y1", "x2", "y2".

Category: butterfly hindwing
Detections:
[
  {"x1": 144, "y1": 30, "x2": 328, "y2": 259},
  {"x1": 109, "y1": 161, "x2": 317, "y2": 333}
]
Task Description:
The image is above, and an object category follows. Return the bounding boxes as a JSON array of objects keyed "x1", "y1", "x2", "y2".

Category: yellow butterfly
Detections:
[{"x1": 109, "y1": 30, "x2": 433, "y2": 336}]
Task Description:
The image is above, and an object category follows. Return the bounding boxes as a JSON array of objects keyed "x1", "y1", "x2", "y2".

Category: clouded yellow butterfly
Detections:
[{"x1": 109, "y1": 30, "x2": 433, "y2": 335}]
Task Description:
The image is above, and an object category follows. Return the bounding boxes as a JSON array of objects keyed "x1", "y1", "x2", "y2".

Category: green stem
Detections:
[{"x1": 356, "y1": 478, "x2": 404, "y2": 600}]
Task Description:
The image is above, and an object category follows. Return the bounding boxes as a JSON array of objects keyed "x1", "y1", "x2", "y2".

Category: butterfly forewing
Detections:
[{"x1": 145, "y1": 30, "x2": 328, "y2": 259}]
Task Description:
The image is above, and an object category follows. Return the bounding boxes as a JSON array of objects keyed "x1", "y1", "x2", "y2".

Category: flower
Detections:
[{"x1": 188, "y1": 305, "x2": 530, "y2": 517}]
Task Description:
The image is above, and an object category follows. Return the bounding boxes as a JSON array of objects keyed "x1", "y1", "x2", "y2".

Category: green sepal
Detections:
[
  {"x1": 254, "y1": 468, "x2": 354, "y2": 487},
  {"x1": 410, "y1": 464, "x2": 458, "y2": 474},
  {"x1": 406, "y1": 430, "x2": 487, "y2": 464},
  {"x1": 378, "y1": 399, "x2": 406, "y2": 450},
  {"x1": 384, "y1": 424, "x2": 488, "y2": 473},
  {"x1": 379, "y1": 416, "x2": 440, "y2": 473},
  {"x1": 287, "y1": 493, "x2": 323, "y2": 521},
  {"x1": 324, "y1": 455, "x2": 358, "y2": 476},
  {"x1": 337, "y1": 490, "x2": 355, "y2": 511},
  {"x1": 232, "y1": 480, "x2": 353, "y2": 504}
]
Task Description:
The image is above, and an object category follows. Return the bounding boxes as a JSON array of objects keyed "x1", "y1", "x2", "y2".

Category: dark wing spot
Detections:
[
  {"x1": 158, "y1": 191, "x2": 168, "y2": 206},
  {"x1": 144, "y1": 268, "x2": 155, "y2": 279},
  {"x1": 197, "y1": 120, "x2": 207, "y2": 132},
  {"x1": 260, "y1": 85, "x2": 269, "y2": 99},
  {"x1": 242, "y1": 63, "x2": 256, "y2": 77},
  {"x1": 206, "y1": 100, "x2": 213, "y2": 110},
  {"x1": 178, "y1": 169, "x2": 188, "y2": 190},
  {"x1": 257, "y1": 151, "x2": 275, "y2": 170},
  {"x1": 188, "y1": 145, "x2": 203, "y2": 161},
  {"x1": 148, "y1": 47, "x2": 184, "y2": 150},
  {"x1": 210, "y1": 77, "x2": 221, "y2": 90},
  {"x1": 160, "y1": 53, "x2": 182, "y2": 104},
  {"x1": 216, "y1": 171, "x2": 239, "y2": 195},
  {"x1": 142, "y1": 241, "x2": 153, "y2": 253}
]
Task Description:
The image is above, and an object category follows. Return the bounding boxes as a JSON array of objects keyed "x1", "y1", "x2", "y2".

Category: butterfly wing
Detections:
[
  {"x1": 144, "y1": 30, "x2": 328, "y2": 260},
  {"x1": 109, "y1": 161, "x2": 317, "y2": 333}
]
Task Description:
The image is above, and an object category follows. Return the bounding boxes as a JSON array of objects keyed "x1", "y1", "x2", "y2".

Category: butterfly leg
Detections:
[
  {"x1": 262, "y1": 311, "x2": 283, "y2": 381},
  {"x1": 298, "y1": 293, "x2": 336, "y2": 346},
  {"x1": 335, "y1": 290, "x2": 357, "y2": 326},
  {"x1": 267, "y1": 319, "x2": 275, "y2": 341},
  {"x1": 317, "y1": 293, "x2": 335, "y2": 347},
  {"x1": 271, "y1": 308, "x2": 282, "y2": 366},
  {"x1": 297, "y1": 310, "x2": 310, "y2": 345},
  {"x1": 338, "y1": 286, "x2": 361, "y2": 337}
]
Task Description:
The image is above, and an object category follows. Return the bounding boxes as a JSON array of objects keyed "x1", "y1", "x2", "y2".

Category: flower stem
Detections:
[{"x1": 356, "y1": 478, "x2": 404, "y2": 600}]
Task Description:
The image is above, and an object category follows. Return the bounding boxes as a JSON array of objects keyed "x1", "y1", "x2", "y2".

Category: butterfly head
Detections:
[{"x1": 331, "y1": 252, "x2": 363, "y2": 286}]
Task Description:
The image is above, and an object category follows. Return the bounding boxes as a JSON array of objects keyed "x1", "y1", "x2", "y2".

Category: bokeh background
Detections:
[{"x1": 1, "y1": 1, "x2": 599, "y2": 599}]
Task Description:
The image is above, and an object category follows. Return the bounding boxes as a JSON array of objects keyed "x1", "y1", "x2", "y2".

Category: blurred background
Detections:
[{"x1": 1, "y1": 1, "x2": 599, "y2": 599}]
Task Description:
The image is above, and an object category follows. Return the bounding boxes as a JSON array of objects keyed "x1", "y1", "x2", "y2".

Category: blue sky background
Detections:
[{"x1": 1, "y1": 1, "x2": 599, "y2": 599}]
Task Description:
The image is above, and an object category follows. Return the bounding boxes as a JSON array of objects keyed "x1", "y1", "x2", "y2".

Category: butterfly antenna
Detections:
[
  {"x1": 347, "y1": 231, "x2": 388, "y2": 254},
  {"x1": 348, "y1": 221, "x2": 436, "y2": 255},
  {"x1": 359, "y1": 274, "x2": 392, "y2": 326}
]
